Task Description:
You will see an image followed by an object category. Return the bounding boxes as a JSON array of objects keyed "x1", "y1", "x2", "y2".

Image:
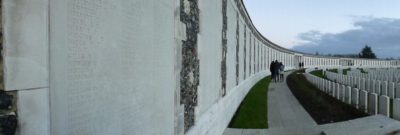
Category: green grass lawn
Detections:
[
  {"x1": 310, "y1": 70, "x2": 327, "y2": 79},
  {"x1": 359, "y1": 68, "x2": 368, "y2": 74},
  {"x1": 343, "y1": 68, "x2": 351, "y2": 75},
  {"x1": 229, "y1": 76, "x2": 271, "y2": 128}
]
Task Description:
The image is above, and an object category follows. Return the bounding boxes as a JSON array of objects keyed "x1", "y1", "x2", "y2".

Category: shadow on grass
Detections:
[
  {"x1": 228, "y1": 76, "x2": 271, "y2": 129},
  {"x1": 287, "y1": 70, "x2": 368, "y2": 124}
]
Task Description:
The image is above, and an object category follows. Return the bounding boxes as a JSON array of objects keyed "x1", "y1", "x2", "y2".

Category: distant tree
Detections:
[
  {"x1": 359, "y1": 45, "x2": 376, "y2": 59},
  {"x1": 315, "y1": 52, "x2": 319, "y2": 55}
]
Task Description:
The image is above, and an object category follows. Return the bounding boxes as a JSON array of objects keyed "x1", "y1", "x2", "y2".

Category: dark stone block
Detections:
[
  {"x1": 0, "y1": 115, "x2": 17, "y2": 135},
  {"x1": 0, "y1": 92, "x2": 12, "y2": 110}
]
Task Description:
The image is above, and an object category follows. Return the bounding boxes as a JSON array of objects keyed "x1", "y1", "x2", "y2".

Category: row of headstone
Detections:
[
  {"x1": 347, "y1": 68, "x2": 400, "y2": 83},
  {"x1": 304, "y1": 71, "x2": 400, "y2": 121},
  {"x1": 325, "y1": 70, "x2": 400, "y2": 100}
]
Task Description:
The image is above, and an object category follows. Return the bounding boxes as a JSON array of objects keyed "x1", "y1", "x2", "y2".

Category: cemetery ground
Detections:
[
  {"x1": 310, "y1": 70, "x2": 328, "y2": 79},
  {"x1": 287, "y1": 70, "x2": 368, "y2": 124},
  {"x1": 229, "y1": 76, "x2": 271, "y2": 128},
  {"x1": 343, "y1": 68, "x2": 351, "y2": 75}
]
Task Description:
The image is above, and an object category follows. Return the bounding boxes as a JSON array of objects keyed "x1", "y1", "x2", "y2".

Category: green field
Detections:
[
  {"x1": 310, "y1": 70, "x2": 327, "y2": 79},
  {"x1": 229, "y1": 76, "x2": 271, "y2": 128}
]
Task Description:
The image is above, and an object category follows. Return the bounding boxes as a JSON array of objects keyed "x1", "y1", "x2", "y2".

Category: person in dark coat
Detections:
[
  {"x1": 299, "y1": 62, "x2": 302, "y2": 69},
  {"x1": 270, "y1": 61, "x2": 275, "y2": 82},
  {"x1": 274, "y1": 60, "x2": 280, "y2": 82}
]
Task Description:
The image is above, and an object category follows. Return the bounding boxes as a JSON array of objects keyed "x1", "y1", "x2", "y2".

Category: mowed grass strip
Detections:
[
  {"x1": 228, "y1": 76, "x2": 271, "y2": 128},
  {"x1": 310, "y1": 70, "x2": 327, "y2": 79}
]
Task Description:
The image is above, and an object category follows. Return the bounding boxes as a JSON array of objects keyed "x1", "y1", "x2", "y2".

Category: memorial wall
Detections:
[{"x1": 1, "y1": 0, "x2": 399, "y2": 135}]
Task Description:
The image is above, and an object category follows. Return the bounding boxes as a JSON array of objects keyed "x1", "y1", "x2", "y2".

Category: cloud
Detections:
[{"x1": 292, "y1": 17, "x2": 400, "y2": 58}]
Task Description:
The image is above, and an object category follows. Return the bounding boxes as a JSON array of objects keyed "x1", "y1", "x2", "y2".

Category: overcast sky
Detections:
[{"x1": 244, "y1": 0, "x2": 400, "y2": 58}]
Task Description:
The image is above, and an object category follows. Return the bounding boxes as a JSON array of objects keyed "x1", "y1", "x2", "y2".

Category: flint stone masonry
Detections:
[
  {"x1": 221, "y1": 0, "x2": 228, "y2": 97},
  {"x1": 243, "y1": 25, "x2": 247, "y2": 79},
  {"x1": 180, "y1": 0, "x2": 200, "y2": 131},
  {"x1": 235, "y1": 12, "x2": 239, "y2": 85},
  {"x1": 368, "y1": 93, "x2": 378, "y2": 115},
  {"x1": 378, "y1": 96, "x2": 390, "y2": 117}
]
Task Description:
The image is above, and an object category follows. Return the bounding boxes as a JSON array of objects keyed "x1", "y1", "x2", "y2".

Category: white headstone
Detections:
[
  {"x1": 351, "y1": 88, "x2": 359, "y2": 108},
  {"x1": 331, "y1": 81, "x2": 335, "y2": 96},
  {"x1": 394, "y1": 98, "x2": 400, "y2": 121},
  {"x1": 341, "y1": 85, "x2": 346, "y2": 102},
  {"x1": 375, "y1": 81, "x2": 381, "y2": 95},
  {"x1": 336, "y1": 83, "x2": 341, "y2": 100},
  {"x1": 368, "y1": 93, "x2": 378, "y2": 115},
  {"x1": 359, "y1": 90, "x2": 368, "y2": 113},
  {"x1": 382, "y1": 81, "x2": 388, "y2": 96},
  {"x1": 388, "y1": 82, "x2": 395, "y2": 99},
  {"x1": 396, "y1": 83, "x2": 400, "y2": 98},
  {"x1": 361, "y1": 78, "x2": 366, "y2": 90},
  {"x1": 371, "y1": 80, "x2": 376, "y2": 93},
  {"x1": 378, "y1": 95, "x2": 390, "y2": 117},
  {"x1": 345, "y1": 86, "x2": 352, "y2": 104}
]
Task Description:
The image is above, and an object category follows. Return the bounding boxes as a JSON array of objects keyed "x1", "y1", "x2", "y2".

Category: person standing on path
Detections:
[
  {"x1": 274, "y1": 60, "x2": 280, "y2": 82},
  {"x1": 299, "y1": 62, "x2": 302, "y2": 69},
  {"x1": 270, "y1": 61, "x2": 276, "y2": 82},
  {"x1": 279, "y1": 62, "x2": 285, "y2": 82}
]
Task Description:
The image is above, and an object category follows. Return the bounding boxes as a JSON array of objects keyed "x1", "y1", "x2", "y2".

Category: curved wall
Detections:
[{"x1": 1, "y1": 0, "x2": 399, "y2": 135}]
